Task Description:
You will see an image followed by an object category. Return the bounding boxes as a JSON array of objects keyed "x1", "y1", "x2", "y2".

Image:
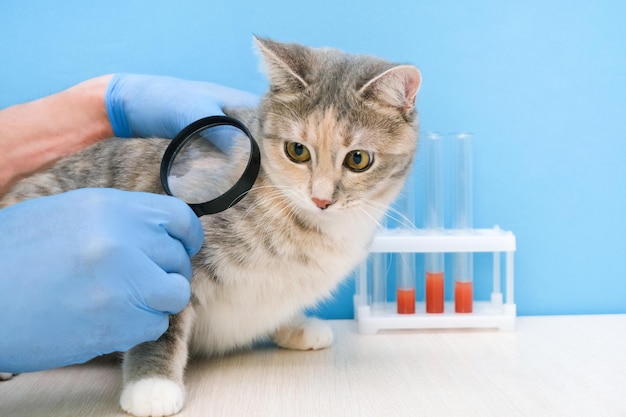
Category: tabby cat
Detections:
[{"x1": 0, "y1": 37, "x2": 421, "y2": 416}]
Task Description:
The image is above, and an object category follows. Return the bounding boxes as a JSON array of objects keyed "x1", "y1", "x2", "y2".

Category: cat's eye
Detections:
[
  {"x1": 344, "y1": 150, "x2": 373, "y2": 172},
  {"x1": 285, "y1": 142, "x2": 311, "y2": 163}
]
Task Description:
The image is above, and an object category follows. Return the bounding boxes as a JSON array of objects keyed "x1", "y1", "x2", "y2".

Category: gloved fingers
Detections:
[
  {"x1": 106, "y1": 313, "x2": 170, "y2": 353},
  {"x1": 160, "y1": 196, "x2": 205, "y2": 257},
  {"x1": 197, "y1": 82, "x2": 261, "y2": 109},
  {"x1": 115, "y1": 249, "x2": 192, "y2": 315},
  {"x1": 76, "y1": 311, "x2": 169, "y2": 362},
  {"x1": 80, "y1": 189, "x2": 203, "y2": 257},
  {"x1": 139, "y1": 270, "x2": 192, "y2": 315},
  {"x1": 139, "y1": 314, "x2": 170, "y2": 343},
  {"x1": 181, "y1": 83, "x2": 261, "y2": 133},
  {"x1": 133, "y1": 192, "x2": 205, "y2": 257},
  {"x1": 105, "y1": 74, "x2": 260, "y2": 140},
  {"x1": 140, "y1": 231, "x2": 195, "y2": 281}
]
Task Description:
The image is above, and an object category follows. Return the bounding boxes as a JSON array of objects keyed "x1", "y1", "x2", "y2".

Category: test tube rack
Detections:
[{"x1": 353, "y1": 227, "x2": 516, "y2": 334}]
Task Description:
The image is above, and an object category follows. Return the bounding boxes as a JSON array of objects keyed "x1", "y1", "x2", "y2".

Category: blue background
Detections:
[{"x1": 2, "y1": 1, "x2": 625, "y2": 317}]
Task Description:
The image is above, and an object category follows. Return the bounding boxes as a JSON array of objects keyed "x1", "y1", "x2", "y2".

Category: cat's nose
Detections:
[{"x1": 311, "y1": 197, "x2": 333, "y2": 210}]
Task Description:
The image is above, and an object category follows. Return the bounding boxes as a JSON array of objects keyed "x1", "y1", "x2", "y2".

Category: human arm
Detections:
[
  {"x1": 0, "y1": 73, "x2": 260, "y2": 196},
  {"x1": 0, "y1": 75, "x2": 114, "y2": 196}
]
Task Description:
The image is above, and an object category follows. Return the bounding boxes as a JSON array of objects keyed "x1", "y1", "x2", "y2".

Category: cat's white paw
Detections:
[
  {"x1": 0, "y1": 372, "x2": 14, "y2": 381},
  {"x1": 273, "y1": 318, "x2": 334, "y2": 351},
  {"x1": 120, "y1": 377, "x2": 185, "y2": 417}
]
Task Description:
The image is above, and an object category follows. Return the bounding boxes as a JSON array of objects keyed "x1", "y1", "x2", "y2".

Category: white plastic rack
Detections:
[{"x1": 354, "y1": 227, "x2": 516, "y2": 334}]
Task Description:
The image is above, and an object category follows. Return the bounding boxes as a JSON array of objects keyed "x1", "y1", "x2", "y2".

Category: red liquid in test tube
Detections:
[
  {"x1": 455, "y1": 280, "x2": 473, "y2": 313},
  {"x1": 397, "y1": 287, "x2": 416, "y2": 314},
  {"x1": 425, "y1": 271, "x2": 444, "y2": 313}
]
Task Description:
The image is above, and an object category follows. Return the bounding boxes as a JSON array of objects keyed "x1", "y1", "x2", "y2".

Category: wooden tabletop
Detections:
[{"x1": 1, "y1": 315, "x2": 625, "y2": 417}]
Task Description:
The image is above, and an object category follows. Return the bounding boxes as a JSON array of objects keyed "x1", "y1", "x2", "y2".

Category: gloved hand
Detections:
[
  {"x1": 0, "y1": 188, "x2": 204, "y2": 373},
  {"x1": 105, "y1": 73, "x2": 260, "y2": 139}
]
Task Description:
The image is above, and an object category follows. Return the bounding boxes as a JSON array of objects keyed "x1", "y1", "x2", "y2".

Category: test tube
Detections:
[
  {"x1": 396, "y1": 174, "x2": 416, "y2": 314},
  {"x1": 371, "y1": 252, "x2": 387, "y2": 312},
  {"x1": 371, "y1": 217, "x2": 388, "y2": 312},
  {"x1": 452, "y1": 133, "x2": 473, "y2": 313},
  {"x1": 424, "y1": 132, "x2": 445, "y2": 313},
  {"x1": 396, "y1": 252, "x2": 416, "y2": 314}
]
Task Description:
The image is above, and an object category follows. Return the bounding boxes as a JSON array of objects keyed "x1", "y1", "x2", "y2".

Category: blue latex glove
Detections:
[
  {"x1": 105, "y1": 73, "x2": 260, "y2": 139},
  {"x1": 0, "y1": 188, "x2": 204, "y2": 373}
]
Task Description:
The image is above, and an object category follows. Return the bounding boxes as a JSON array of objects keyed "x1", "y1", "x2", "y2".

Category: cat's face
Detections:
[{"x1": 254, "y1": 37, "x2": 421, "y2": 223}]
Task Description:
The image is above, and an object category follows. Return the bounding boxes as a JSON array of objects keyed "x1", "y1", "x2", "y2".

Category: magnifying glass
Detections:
[{"x1": 160, "y1": 116, "x2": 261, "y2": 216}]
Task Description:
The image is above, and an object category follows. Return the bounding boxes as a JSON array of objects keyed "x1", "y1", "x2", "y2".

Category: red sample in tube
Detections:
[
  {"x1": 426, "y1": 272, "x2": 444, "y2": 313},
  {"x1": 396, "y1": 288, "x2": 416, "y2": 314},
  {"x1": 454, "y1": 281, "x2": 473, "y2": 313}
]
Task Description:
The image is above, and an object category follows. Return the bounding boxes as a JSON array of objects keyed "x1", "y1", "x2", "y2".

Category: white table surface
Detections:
[{"x1": 1, "y1": 315, "x2": 625, "y2": 417}]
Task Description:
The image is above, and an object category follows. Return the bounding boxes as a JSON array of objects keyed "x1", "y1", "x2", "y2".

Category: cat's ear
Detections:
[
  {"x1": 359, "y1": 65, "x2": 422, "y2": 112},
  {"x1": 254, "y1": 36, "x2": 310, "y2": 92}
]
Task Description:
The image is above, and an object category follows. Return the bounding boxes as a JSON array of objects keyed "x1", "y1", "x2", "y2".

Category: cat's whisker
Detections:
[
  {"x1": 239, "y1": 186, "x2": 301, "y2": 226},
  {"x1": 234, "y1": 184, "x2": 294, "y2": 218},
  {"x1": 240, "y1": 191, "x2": 287, "y2": 222},
  {"x1": 353, "y1": 206, "x2": 382, "y2": 230},
  {"x1": 361, "y1": 198, "x2": 418, "y2": 230},
  {"x1": 386, "y1": 210, "x2": 417, "y2": 230},
  {"x1": 358, "y1": 200, "x2": 390, "y2": 224},
  {"x1": 253, "y1": 201, "x2": 301, "y2": 236}
]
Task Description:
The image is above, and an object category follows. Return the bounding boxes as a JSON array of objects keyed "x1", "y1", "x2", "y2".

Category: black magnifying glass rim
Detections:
[{"x1": 160, "y1": 115, "x2": 261, "y2": 217}]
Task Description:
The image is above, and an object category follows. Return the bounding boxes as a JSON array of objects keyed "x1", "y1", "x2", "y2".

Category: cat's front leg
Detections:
[
  {"x1": 270, "y1": 315, "x2": 334, "y2": 351},
  {"x1": 120, "y1": 306, "x2": 194, "y2": 417}
]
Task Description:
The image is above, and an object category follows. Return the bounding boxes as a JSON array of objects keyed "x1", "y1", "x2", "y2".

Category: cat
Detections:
[{"x1": 0, "y1": 37, "x2": 421, "y2": 416}]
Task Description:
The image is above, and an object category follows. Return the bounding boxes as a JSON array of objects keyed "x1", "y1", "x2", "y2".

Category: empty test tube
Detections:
[
  {"x1": 396, "y1": 173, "x2": 416, "y2": 314},
  {"x1": 424, "y1": 132, "x2": 445, "y2": 313},
  {"x1": 371, "y1": 253, "x2": 388, "y2": 312},
  {"x1": 452, "y1": 133, "x2": 474, "y2": 313},
  {"x1": 371, "y1": 217, "x2": 388, "y2": 312}
]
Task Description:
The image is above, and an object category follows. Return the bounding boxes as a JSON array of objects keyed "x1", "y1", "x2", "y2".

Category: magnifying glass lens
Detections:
[{"x1": 167, "y1": 124, "x2": 252, "y2": 204}]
